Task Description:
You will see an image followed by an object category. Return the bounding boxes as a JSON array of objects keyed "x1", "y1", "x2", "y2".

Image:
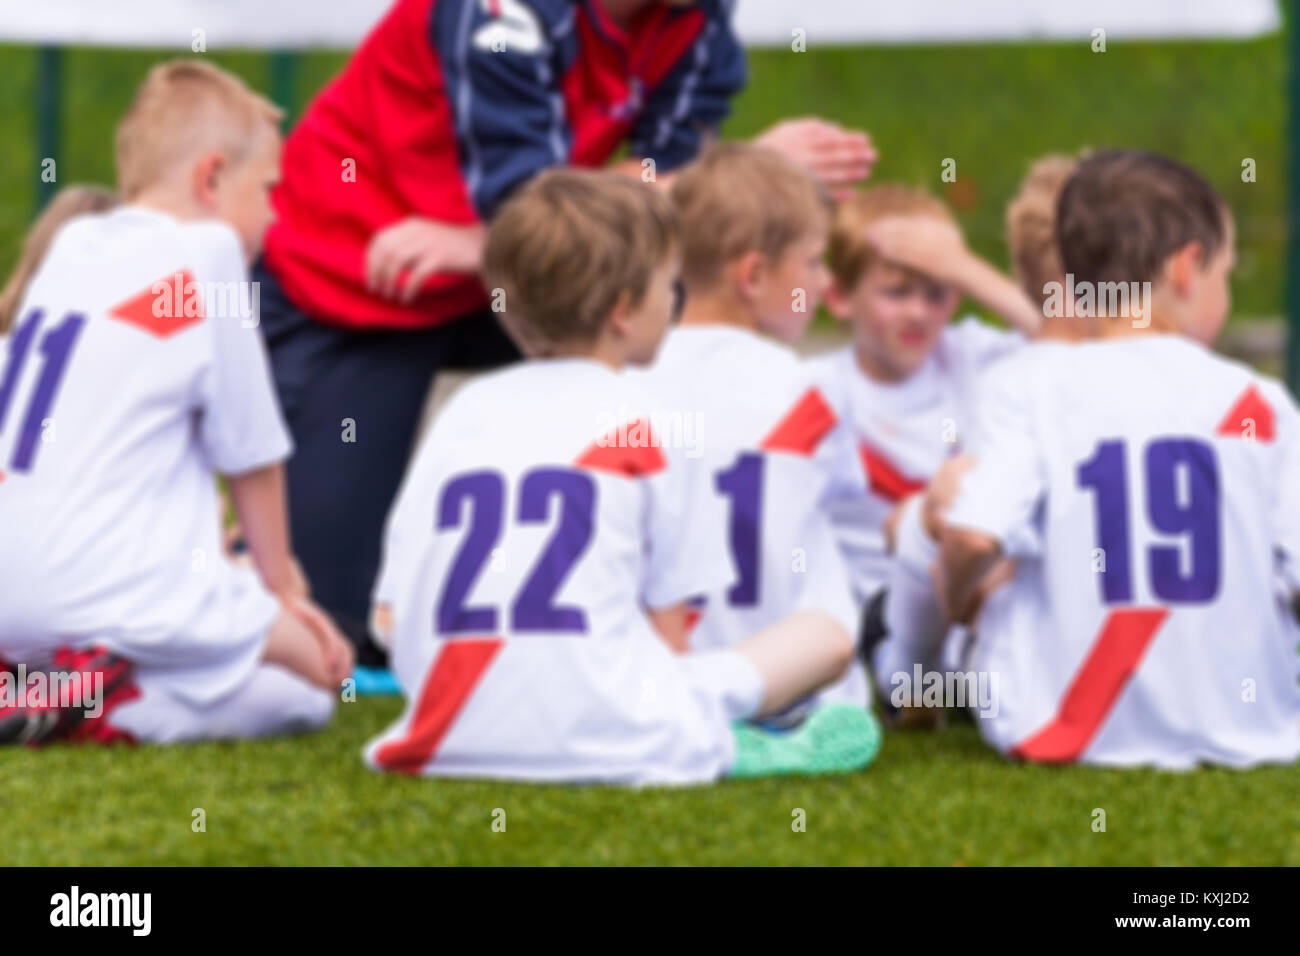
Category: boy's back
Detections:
[
  {"x1": 641, "y1": 325, "x2": 867, "y2": 704},
  {"x1": 950, "y1": 335, "x2": 1300, "y2": 766},
  {"x1": 0, "y1": 207, "x2": 288, "y2": 687},
  {"x1": 368, "y1": 358, "x2": 740, "y2": 783}
]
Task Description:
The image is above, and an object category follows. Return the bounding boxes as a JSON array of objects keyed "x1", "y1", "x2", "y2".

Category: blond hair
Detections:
[
  {"x1": 1005, "y1": 154, "x2": 1078, "y2": 304},
  {"x1": 115, "y1": 59, "x2": 282, "y2": 199},
  {"x1": 828, "y1": 184, "x2": 955, "y2": 290},
  {"x1": 483, "y1": 169, "x2": 678, "y2": 353},
  {"x1": 670, "y1": 142, "x2": 829, "y2": 292},
  {"x1": 0, "y1": 185, "x2": 119, "y2": 335}
]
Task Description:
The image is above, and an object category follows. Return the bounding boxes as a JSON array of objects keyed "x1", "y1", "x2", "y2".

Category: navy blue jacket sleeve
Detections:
[
  {"x1": 432, "y1": 0, "x2": 578, "y2": 219},
  {"x1": 627, "y1": 1, "x2": 747, "y2": 172}
]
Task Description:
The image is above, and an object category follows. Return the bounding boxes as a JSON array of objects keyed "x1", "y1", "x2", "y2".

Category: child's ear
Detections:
[
  {"x1": 732, "y1": 250, "x2": 767, "y2": 302},
  {"x1": 822, "y1": 282, "x2": 854, "y2": 323},
  {"x1": 606, "y1": 288, "x2": 634, "y2": 340},
  {"x1": 191, "y1": 152, "x2": 226, "y2": 211},
  {"x1": 1164, "y1": 241, "x2": 1205, "y2": 298}
]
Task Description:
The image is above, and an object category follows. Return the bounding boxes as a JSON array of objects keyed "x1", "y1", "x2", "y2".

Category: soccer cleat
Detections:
[
  {"x1": 351, "y1": 665, "x2": 402, "y2": 696},
  {"x1": 0, "y1": 647, "x2": 135, "y2": 746},
  {"x1": 728, "y1": 702, "x2": 883, "y2": 778}
]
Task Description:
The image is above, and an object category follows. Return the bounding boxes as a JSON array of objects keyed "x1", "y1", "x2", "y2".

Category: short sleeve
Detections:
[
  {"x1": 193, "y1": 226, "x2": 292, "y2": 475},
  {"x1": 801, "y1": 352, "x2": 865, "y2": 504},
  {"x1": 941, "y1": 316, "x2": 1025, "y2": 387},
  {"x1": 641, "y1": 443, "x2": 735, "y2": 609},
  {"x1": 945, "y1": 367, "x2": 1044, "y2": 556}
]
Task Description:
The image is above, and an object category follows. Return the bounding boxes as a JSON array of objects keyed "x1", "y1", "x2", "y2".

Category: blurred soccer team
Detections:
[{"x1": 1, "y1": 52, "x2": 1298, "y2": 782}]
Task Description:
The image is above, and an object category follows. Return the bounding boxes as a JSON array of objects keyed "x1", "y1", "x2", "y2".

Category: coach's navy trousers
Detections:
[{"x1": 254, "y1": 262, "x2": 520, "y2": 666}]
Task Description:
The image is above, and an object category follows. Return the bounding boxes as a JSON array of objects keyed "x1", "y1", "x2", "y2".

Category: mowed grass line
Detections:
[{"x1": 1, "y1": 699, "x2": 1297, "y2": 866}]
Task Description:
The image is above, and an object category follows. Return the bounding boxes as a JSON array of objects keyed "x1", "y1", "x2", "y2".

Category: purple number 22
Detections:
[{"x1": 435, "y1": 468, "x2": 595, "y2": 636}]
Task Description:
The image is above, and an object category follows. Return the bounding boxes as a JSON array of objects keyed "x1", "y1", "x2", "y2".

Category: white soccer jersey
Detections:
[
  {"x1": 0, "y1": 206, "x2": 290, "y2": 705},
  {"x1": 949, "y1": 334, "x2": 1300, "y2": 768},
  {"x1": 808, "y1": 317, "x2": 1022, "y2": 602},
  {"x1": 636, "y1": 325, "x2": 867, "y2": 707},
  {"x1": 365, "y1": 358, "x2": 744, "y2": 785}
]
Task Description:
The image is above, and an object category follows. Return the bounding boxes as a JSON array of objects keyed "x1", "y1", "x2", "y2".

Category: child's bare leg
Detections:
[
  {"x1": 262, "y1": 610, "x2": 335, "y2": 691},
  {"x1": 732, "y1": 611, "x2": 853, "y2": 718}
]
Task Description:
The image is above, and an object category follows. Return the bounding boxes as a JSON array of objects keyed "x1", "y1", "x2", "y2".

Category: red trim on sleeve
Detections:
[
  {"x1": 1215, "y1": 384, "x2": 1275, "y2": 442},
  {"x1": 760, "y1": 387, "x2": 837, "y2": 457},
  {"x1": 574, "y1": 419, "x2": 667, "y2": 476},
  {"x1": 373, "y1": 638, "x2": 503, "y2": 774},
  {"x1": 1010, "y1": 607, "x2": 1169, "y2": 763}
]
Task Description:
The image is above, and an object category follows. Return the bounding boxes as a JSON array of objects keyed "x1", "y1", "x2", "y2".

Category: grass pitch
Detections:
[{"x1": 3, "y1": 699, "x2": 1298, "y2": 866}]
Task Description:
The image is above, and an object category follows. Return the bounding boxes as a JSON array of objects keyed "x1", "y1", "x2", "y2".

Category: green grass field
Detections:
[{"x1": 3, "y1": 699, "x2": 1298, "y2": 866}]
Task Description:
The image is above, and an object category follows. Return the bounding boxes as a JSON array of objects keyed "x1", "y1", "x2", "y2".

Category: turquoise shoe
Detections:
[
  {"x1": 729, "y1": 702, "x2": 882, "y2": 778},
  {"x1": 351, "y1": 666, "x2": 401, "y2": 696}
]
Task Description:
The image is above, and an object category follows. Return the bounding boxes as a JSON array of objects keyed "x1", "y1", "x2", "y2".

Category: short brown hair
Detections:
[
  {"x1": 670, "y1": 142, "x2": 829, "y2": 291},
  {"x1": 115, "y1": 59, "x2": 282, "y2": 199},
  {"x1": 1056, "y1": 149, "x2": 1228, "y2": 287},
  {"x1": 0, "y1": 185, "x2": 118, "y2": 334},
  {"x1": 483, "y1": 169, "x2": 678, "y2": 353},
  {"x1": 828, "y1": 184, "x2": 955, "y2": 289},
  {"x1": 1005, "y1": 154, "x2": 1078, "y2": 303}
]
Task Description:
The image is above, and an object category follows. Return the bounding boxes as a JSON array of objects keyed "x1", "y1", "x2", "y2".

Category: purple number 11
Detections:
[{"x1": 0, "y1": 308, "x2": 86, "y2": 472}]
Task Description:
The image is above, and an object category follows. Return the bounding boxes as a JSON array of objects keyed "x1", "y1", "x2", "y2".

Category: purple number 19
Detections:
[
  {"x1": 1076, "y1": 437, "x2": 1220, "y2": 604},
  {"x1": 0, "y1": 308, "x2": 86, "y2": 472}
]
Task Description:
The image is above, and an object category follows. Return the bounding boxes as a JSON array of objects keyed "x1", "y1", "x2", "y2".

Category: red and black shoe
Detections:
[{"x1": 0, "y1": 646, "x2": 137, "y2": 746}]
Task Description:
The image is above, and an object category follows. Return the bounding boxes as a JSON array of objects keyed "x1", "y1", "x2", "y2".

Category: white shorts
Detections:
[
  {"x1": 108, "y1": 663, "x2": 334, "y2": 744},
  {"x1": 681, "y1": 649, "x2": 764, "y2": 724}
]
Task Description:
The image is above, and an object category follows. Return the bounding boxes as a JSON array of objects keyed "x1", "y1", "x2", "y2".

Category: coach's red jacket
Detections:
[{"x1": 263, "y1": 0, "x2": 746, "y2": 330}]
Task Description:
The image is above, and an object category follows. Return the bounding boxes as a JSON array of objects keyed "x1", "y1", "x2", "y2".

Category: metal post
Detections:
[
  {"x1": 269, "y1": 49, "x2": 299, "y2": 125},
  {"x1": 34, "y1": 45, "x2": 63, "y2": 213}
]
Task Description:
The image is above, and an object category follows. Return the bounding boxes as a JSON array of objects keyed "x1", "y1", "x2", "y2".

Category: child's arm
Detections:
[
  {"x1": 864, "y1": 216, "x2": 1042, "y2": 336},
  {"x1": 647, "y1": 603, "x2": 691, "y2": 654},
  {"x1": 936, "y1": 525, "x2": 1004, "y2": 623},
  {"x1": 226, "y1": 463, "x2": 306, "y2": 600}
]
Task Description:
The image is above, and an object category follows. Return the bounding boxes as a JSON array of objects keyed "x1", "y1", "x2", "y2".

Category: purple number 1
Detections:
[
  {"x1": 0, "y1": 309, "x2": 86, "y2": 473},
  {"x1": 715, "y1": 453, "x2": 763, "y2": 607}
]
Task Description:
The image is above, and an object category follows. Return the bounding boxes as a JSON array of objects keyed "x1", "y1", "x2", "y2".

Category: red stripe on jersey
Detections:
[
  {"x1": 372, "y1": 638, "x2": 503, "y2": 773},
  {"x1": 1215, "y1": 384, "x2": 1275, "y2": 442},
  {"x1": 760, "y1": 387, "x2": 837, "y2": 456},
  {"x1": 859, "y1": 442, "x2": 927, "y2": 503},
  {"x1": 574, "y1": 419, "x2": 667, "y2": 476},
  {"x1": 1011, "y1": 607, "x2": 1169, "y2": 763},
  {"x1": 108, "y1": 271, "x2": 205, "y2": 338}
]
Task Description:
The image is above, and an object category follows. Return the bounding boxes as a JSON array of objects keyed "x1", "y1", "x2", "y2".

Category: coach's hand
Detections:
[
  {"x1": 755, "y1": 118, "x2": 877, "y2": 199},
  {"x1": 365, "y1": 217, "x2": 488, "y2": 304}
]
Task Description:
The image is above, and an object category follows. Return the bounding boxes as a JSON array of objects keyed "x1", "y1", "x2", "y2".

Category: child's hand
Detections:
[
  {"x1": 284, "y1": 596, "x2": 355, "y2": 688},
  {"x1": 754, "y1": 118, "x2": 878, "y2": 199},
  {"x1": 862, "y1": 215, "x2": 971, "y2": 285}
]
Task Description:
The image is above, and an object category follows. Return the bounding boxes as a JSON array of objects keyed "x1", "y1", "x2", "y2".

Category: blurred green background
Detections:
[{"x1": 0, "y1": 28, "x2": 1286, "y2": 318}]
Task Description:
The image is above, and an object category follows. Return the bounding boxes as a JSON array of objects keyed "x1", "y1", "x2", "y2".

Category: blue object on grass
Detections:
[{"x1": 352, "y1": 666, "x2": 401, "y2": 696}]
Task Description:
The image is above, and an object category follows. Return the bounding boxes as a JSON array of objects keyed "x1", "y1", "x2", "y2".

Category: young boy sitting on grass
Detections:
[
  {"x1": 940, "y1": 150, "x2": 1300, "y2": 767},
  {"x1": 0, "y1": 60, "x2": 351, "y2": 745},
  {"x1": 805, "y1": 184, "x2": 1041, "y2": 712},
  {"x1": 365, "y1": 168, "x2": 876, "y2": 784},
  {"x1": 636, "y1": 142, "x2": 876, "y2": 725}
]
